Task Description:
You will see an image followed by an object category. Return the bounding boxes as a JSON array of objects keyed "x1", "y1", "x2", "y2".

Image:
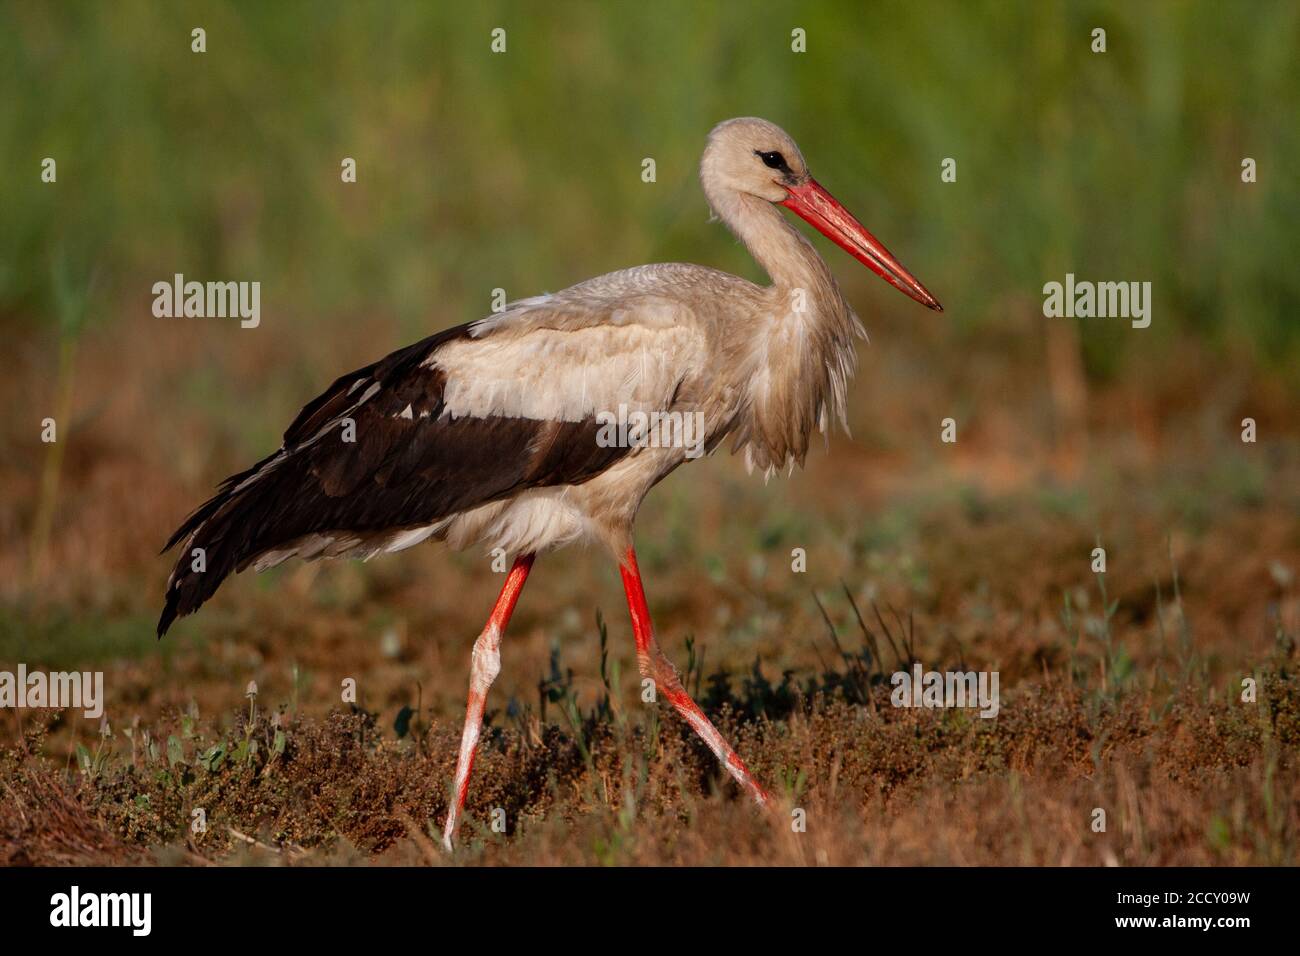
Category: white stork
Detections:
[{"x1": 159, "y1": 117, "x2": 942, "y2": 849}]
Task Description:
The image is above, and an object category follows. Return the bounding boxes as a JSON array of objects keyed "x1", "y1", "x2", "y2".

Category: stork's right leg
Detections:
[
  {"x1": 618, "y1": 546, "x2": 769, "y2": 805},
  {"x1": 442, "y1": 553, "x2": 534, "y2": 851}
]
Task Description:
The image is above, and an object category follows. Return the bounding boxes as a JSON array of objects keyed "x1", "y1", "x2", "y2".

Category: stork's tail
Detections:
[{"x1": 157, "y1": 454, "x2": 276, "y2": 637}]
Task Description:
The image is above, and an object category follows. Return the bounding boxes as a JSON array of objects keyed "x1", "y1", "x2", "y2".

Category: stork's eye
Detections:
[{"x1": 756, "y1": 150, "x2": 789, "y2": 171}]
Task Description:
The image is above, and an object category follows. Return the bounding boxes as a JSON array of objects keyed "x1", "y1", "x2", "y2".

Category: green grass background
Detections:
[{"x1": 2, "y1": 0, "x2": 1297, "y2": 383}]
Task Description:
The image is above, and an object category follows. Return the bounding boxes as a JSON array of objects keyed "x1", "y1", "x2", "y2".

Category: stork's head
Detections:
[
  {"x1": 702, "y1": 117, "x2": 942, "y2": 311},
  {"x1": 702, "y1": 117, "x2": 811, "y2": 202}
]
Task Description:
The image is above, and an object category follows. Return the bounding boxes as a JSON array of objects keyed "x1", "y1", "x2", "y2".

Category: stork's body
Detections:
[{"x1": 159, "y1": 118, "x2": 941, "y2": 849}]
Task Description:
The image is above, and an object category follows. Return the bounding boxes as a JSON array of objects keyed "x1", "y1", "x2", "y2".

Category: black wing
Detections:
[{"x1": 157, "y1": 322, "x2": 628, "y2": 636}]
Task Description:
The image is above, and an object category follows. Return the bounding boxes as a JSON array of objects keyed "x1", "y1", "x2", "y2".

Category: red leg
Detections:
[
  {"x1": 619, "y1": 546, "x2": 769, "y2": 805},
  {"x1": 442, "y1": 553, "x2": 534, "y2": 850}
]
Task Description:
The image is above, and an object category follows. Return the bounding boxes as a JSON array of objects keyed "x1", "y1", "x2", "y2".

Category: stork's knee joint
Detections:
[
  {"x1": 637, "y1": 646, "x2": 682, "y2": 693},
  {"x1": 470, "y1": 625, "x2": 502, "y2": 691}
]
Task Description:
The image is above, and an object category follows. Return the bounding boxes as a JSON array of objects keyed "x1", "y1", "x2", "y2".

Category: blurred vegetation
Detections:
[
  {"x1": 1, "y1": 0, "x2": 1297, "y2": 381},
  {"x1": 3, "y1": 4, "x2": 1296, "y2": 866}
]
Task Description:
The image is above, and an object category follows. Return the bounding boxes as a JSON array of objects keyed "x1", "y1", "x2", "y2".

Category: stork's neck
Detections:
[
  {"x1": 710, "y1": 188, "x2": 836, "y2": 293},
  {"x1": 703, "y1": 182, "x2": 865, "y2": 477}
]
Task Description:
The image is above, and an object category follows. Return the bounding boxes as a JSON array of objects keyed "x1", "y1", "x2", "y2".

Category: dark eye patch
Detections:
[{"x1": 756, "y1": 150, "x2": 791, "y2": 172}]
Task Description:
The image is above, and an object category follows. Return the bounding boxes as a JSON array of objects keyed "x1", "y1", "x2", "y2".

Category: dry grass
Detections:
[{"x1": 3, "y1": 665, "x2": 1296, "y2": 865}]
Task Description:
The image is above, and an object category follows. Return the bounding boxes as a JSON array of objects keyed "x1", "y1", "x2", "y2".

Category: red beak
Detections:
[{"x1": 781, "y1": 179, "x2": 943, "y2": 311}]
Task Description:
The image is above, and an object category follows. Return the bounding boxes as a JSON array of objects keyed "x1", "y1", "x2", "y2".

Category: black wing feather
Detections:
[{"x1": 158, "y1": 322, "x2": 628, "y2": 636}]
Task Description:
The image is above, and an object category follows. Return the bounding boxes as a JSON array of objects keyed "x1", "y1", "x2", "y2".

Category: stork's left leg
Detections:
[
  {"x1": 442, "y1": 553, "x2": 534, "y2": 850},
  {"x1": 618, "y1": 546, "x2": 770, "y2": 805}
]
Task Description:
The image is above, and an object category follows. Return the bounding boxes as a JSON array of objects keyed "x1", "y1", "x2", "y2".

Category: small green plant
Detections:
[{"x1": 27, "y1": 252, "x2": 99, "y2": 584}]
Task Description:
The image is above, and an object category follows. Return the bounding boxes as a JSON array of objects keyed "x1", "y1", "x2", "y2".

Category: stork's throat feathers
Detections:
[{"x1": 702, "y1": 178, "x2": 866, "y2": 478}]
